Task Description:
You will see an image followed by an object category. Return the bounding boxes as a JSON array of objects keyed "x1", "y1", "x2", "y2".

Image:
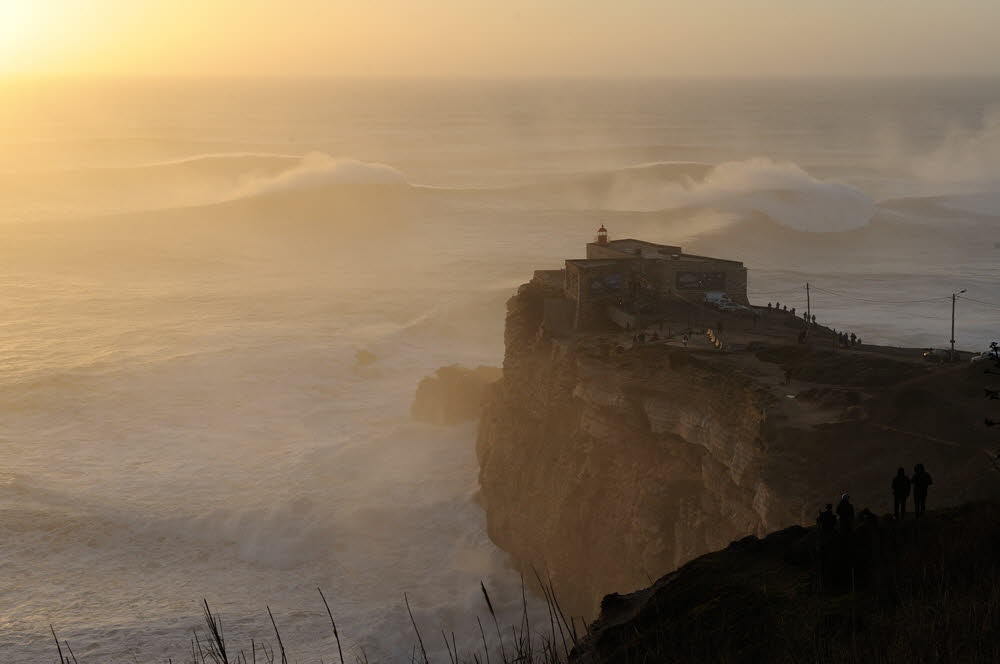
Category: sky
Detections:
[{"x1": 3, "y1": 0, "x2": 1000, "y2": 78}]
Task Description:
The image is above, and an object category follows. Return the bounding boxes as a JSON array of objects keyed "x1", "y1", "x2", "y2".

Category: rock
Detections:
[
  {"x1": 411, "y1": 365, "x2": 502, "y2": 425},
  {"x1": 569, "y1": 503, "x2": 1000, "y2": 664}
]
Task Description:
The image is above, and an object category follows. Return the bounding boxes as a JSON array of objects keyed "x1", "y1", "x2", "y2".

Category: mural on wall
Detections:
[
  {"x1": 676, "y1": 271, "x2": 726, "y2": 290},
  {"x1": 589, "y1": 273, "x2": 623, "y2": 294}
]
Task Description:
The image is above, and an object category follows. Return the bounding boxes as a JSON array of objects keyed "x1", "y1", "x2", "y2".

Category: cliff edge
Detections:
[
  {"x1": 569, "y1": 502, "x2": 1000, "y2": 664},
  {"x1": 476, "y1": 277, "x2": 999, "y2": 619}
]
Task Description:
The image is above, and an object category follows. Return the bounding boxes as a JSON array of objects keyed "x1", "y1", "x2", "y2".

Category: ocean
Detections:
[{"x1": 1, "y1": 77, "x2": 998, "y2": 661}]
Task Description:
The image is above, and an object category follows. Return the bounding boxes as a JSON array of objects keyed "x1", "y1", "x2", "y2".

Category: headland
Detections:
[{"x1": 476, "y1": 229, "x2": 1000, "y2": 619}]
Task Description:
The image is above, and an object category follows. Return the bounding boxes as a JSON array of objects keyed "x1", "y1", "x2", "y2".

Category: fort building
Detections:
[{"x1": 535, "y1": 226, "x2": 748, "y2": 331}]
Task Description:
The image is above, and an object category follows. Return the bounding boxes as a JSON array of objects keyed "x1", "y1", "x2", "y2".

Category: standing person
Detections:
[
  {"x1": 912, "y1": 464, "x2": 934, "y2": 518},
  {"x1": 836, "y1": 493, "x2": 855, "y2": 533},
  {"x1": 817, "y1": 504, "x2": 837, "y2": 535},
  {"x1": 891, "y1": 467, "x2": 911, "y2": 519}
]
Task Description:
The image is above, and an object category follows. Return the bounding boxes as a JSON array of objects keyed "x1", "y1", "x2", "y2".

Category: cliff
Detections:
[
  {"x1": 476, "y1": 278, "x2": 1000, "y2": 619},
  {"x1": 569, "y1": 502, "x2": 1000, "y2": 664}
]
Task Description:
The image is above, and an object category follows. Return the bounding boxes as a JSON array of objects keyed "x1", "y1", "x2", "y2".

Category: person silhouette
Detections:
[
  {"x1": 836, "y1": 493, "x2": 855, "y2": 533},
  {"x1": 912, "y1": 464, "x2": 933, "y2": 518},
  {"x1": 891, "y1": 467, "x2": 911, "y2": 519},
  {"x1": 816, "y1": 504, "x2": 837, "y2": 535}
]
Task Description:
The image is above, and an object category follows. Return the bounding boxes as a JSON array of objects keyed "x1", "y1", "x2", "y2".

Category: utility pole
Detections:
[
  {"x1": 806, "y1": 282, "x2": 811, "y2": 321},
  {"x1": 951, "y1": 289, "x2": 966, "y2": 361}
]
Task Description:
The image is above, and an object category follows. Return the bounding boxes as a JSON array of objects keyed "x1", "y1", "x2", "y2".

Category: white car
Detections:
[
  {"x1": 971, "y1": 351, "x2": 998, "y2": 365},
  {"x1": 704, "y1": 292, "x2": 731, "y2": 303}
]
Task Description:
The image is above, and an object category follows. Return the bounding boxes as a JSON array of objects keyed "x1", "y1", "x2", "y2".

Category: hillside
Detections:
[{"x1": 570, "y1": 502, "x2": 1000, "y2": 664}]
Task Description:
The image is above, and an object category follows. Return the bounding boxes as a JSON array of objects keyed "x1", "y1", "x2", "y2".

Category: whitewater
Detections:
[{"x1": 1, "y1": 78, "x2": 999, "y2": 662}]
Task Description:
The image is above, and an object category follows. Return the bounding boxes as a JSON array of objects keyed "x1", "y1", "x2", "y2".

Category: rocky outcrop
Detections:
[
  {"x1": 569, "y1": 502, "x2": 1000, "y2": 664},
  {"x1": 411, "y1": 365, "x2": 502, "y2": 425},
  {"x1": 476, "y1": 278, "x2": 1000, "y2": 619}
]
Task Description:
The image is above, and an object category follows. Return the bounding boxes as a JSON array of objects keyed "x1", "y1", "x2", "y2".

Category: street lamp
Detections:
[{"x1": 951, "y1": 289, "x2": 966, "y2": 361}]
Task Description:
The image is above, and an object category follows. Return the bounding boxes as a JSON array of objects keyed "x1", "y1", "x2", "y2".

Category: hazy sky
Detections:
[{"x1": 3, "y1": 1, "x2": 1000, "y2": 78}]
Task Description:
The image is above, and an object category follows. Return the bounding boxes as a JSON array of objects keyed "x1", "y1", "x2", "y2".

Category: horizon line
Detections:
[{"x1": 5, "y1": 73, "x2": 1000, "y2": 83}]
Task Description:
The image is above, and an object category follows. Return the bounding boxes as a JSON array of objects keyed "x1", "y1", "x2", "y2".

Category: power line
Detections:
[
  {"x1": 752, "y1": 281, "x2": 1000, "y2": 313},
  {"x1": 809, "y1": 285, "x2": 952, "y2": 305},
  {"x1": 750, "y1": 285, "x2": 805, "y2": 296},
  {"x1": 961, "y1": 296, "x2": 1000, "y2": 310}
]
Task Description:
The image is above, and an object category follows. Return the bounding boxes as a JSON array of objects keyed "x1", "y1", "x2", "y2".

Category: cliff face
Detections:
[{"x1": 476, "y1": 279, "x2": 999, "y2": 619}]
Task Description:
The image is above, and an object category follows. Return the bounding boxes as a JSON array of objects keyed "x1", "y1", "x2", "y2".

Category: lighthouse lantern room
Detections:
[{"x1": 596, "y1": 224, "x2": 608, "y2": 245}]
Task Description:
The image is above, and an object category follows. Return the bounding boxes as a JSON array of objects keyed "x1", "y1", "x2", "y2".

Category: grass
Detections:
[
  {"x1": 48, "y1": 572, "x2": 576, "y2": 664},
  {"x1": 575, "y1": 502, "x2": 1000, "y2": 664},
  {"x1": 48, "y1": 504, "x2": 1000, "y2": 664},
  {"x1": 753, "y1": 344, "x2": 929, "y2": 387}
]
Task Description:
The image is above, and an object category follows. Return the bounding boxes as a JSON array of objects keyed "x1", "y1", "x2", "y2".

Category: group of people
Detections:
[
  {"x1": 767, "y1": 302, "x2": 818, "y2": 325},
  {"x1": 816, "y1": 464, "x2": 934, "y2": 535},
  {"x1": 892, "y1": 464, "x2": 934, "y2": 519},
  {"x1": 816, "y1": 494, "x2": 869, "y2": 535},
  {"x1": 834, "y1": 330, "x2": 861, "y2": 348},
  {"x1": 767, "y1": 301, "x2": 795, "y2": 315}
]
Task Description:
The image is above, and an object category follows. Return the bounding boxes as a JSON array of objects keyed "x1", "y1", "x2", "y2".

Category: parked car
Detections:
[
  {"x1": 970, "y1": 347, "x2": 999, "y2": 365},
  {"x1": 704, "y1": 291, "x2": 734, "y2": 307}
]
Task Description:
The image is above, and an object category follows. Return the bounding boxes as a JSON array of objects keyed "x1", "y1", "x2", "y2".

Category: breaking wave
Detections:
[
  {"x1": 0, "y1": 152, "x2": 413, "y2": 223},
  {"x1": 226, "y1": 153, "x2": 408, "y2": 200},
  {"x1": 574, "y1": 158, "x2": 875, "y2": 233}
]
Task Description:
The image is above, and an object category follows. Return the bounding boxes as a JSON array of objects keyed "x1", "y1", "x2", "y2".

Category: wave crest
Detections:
[
  {"x1": 599, "y1": 157, "x2": 875, "y2": 233},
  {"x1": 229, "y1": 152, "x2": 408, "y2": 200}
]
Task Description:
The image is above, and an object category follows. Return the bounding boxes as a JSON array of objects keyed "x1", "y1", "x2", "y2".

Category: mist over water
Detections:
[{"x1": 1, "y1": 78, "x2": 999, "y2": 661}]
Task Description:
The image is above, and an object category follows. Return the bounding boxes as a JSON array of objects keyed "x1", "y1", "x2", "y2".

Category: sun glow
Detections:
[
  {"x1": 2, "y1": 1, "x2": 1000, "y2": 78},
  {"x1": 0, "y1": 3, "x2": 43, "y2": 62}
]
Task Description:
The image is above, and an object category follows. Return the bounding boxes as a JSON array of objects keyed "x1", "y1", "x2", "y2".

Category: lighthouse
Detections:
[{"x1": 596, "y1": 224, "x2": 608, "y2": 245}]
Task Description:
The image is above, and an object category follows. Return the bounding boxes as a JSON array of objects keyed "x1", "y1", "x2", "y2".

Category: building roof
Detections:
[
  {"x1": 598, "y1": 238, "x2": 682, "y2": 259},
  {"x1": 585, "y1": 238, "x2": 744, "y2": 266},
  {"x1": 566, "y1": 259, "x2": 622, "y2": 267}
]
